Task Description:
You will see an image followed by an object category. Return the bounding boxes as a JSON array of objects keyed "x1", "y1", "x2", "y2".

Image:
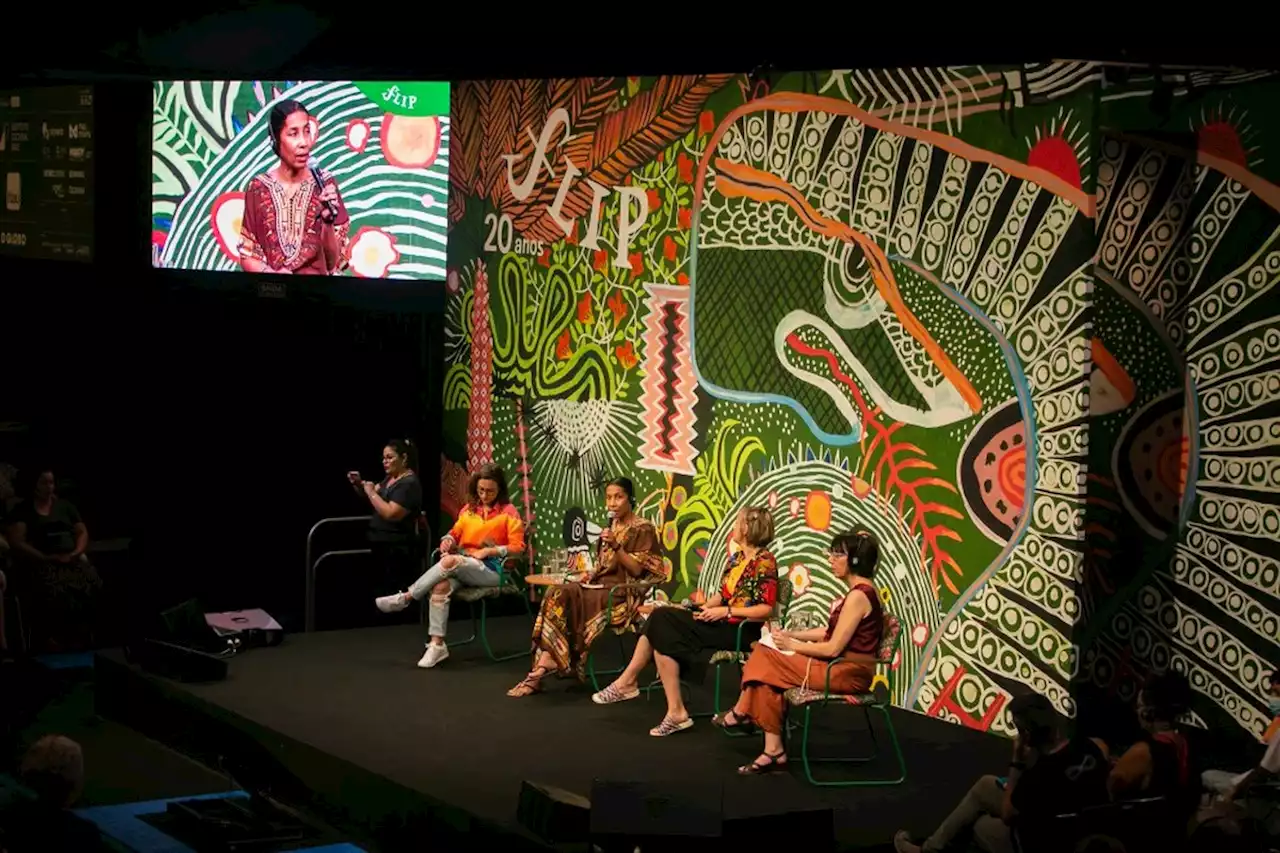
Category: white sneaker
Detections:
[
  {"x1": 376, "y1": 593, "x2": 410, "y2": 613},
  {"x1": 417, "y1": 644, "x2": 449, "y2": 668}
]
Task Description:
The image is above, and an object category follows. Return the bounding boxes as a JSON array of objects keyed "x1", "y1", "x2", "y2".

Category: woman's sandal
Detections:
[
  {"x1": 737, "y1": 751, "x2": 788, "y2": 775},
  {"x1": 711, "y1": 709, "x2": 752, "y2": 730},
  {"x1": 507, "y1": 667, "x2": 549, "y2": 697}
]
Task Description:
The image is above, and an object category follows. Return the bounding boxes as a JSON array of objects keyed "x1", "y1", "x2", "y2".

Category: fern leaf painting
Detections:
[{"x1": 152, "y1": 79, "x2": 451, "y2": 280}]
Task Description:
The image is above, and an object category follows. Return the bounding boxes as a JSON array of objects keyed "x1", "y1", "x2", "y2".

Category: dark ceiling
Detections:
[{"x1": 3, "y1": 5, "x2": 1275, "y2": 81}]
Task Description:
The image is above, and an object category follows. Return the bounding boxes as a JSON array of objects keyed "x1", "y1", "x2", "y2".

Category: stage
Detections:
[{"x1": 94, "y1": 617, "x2": 1010, "y2": 851}]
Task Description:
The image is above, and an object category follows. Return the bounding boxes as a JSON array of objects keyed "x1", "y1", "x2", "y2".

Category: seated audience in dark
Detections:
[
  {"x1": 1202, "y1": 670, "x2": 1280, "y2": 806},
  {"x1": 895, "y1": 693, "x2": 1109, "y2": 853},
  {"x1": 2, "y1": 469, "x2": 101, "y2": 650},
  {"x1": 1107, "y1": 669, "x2": 1197, "y2": 818},
  {"x1": 0, "y1": 735, "x2": 108, "y2": 852}
]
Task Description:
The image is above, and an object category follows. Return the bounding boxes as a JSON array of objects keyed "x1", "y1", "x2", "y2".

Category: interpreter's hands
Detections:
[
  {"x1": 695, "y1": 606, "x2": 729, "y2": 623},
  {"x1": 347, "y1": 471, "x2": 362, "y2": 485},
  {"x1": 362, "y1": 481, "x2": 376, "y2": 495}
]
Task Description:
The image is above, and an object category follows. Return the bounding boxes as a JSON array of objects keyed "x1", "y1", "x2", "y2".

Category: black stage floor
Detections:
[{"x1": 95, "y1": 617, "x2": 1010, "y2": 851}]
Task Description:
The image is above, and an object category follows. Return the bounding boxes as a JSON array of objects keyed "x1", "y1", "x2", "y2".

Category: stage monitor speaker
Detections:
[
  {"x1": 517, "y1": 780, "x2": 590, "y2": 843},
  {"x1": 157, "y1": 598, "x2": 226, "y2": 654},
  {"x1": 589, "y1": 779, "x2": 722, "y2": 852}
]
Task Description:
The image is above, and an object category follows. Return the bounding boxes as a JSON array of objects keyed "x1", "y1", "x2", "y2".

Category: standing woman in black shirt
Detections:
[{"x1": 348, "y1": 439, "x2": 424, "y2": 605}]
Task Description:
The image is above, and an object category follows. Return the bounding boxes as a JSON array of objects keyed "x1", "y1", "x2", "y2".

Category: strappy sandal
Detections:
[
  {"x1": 507, "y1": 667, "x2": 549, "y2": 697},
  {"x1": 737, "y1": 750, "x2": 788, "y2": 775},
  {"x1": 711, "y1": 709, "x2": 752, "y2": 730},
  {"x1": 592, "y1": 682, "x2": 640, "y2": 705},
  {"x1": 649, "y1": 716, "x2": 694, "y2": 737}
]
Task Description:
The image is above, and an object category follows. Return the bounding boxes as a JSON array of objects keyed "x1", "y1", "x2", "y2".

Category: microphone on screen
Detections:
[{"x1": 308, "y1": 158, "x2": 337, "y2": 219}]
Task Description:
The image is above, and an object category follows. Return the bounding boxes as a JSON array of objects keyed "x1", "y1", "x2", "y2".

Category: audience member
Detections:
[
  {"x1": 1202, "y1": 671, "x2": 1280, "y2": 807},
  {"x1": 0, "y1": 735, "x2": 108, "y2": 852},
  {"x1": 894, "y1": 693, "x2": 1109, "y2": 853},
  {"x1": 1108, "y1": 671, "x2": 1196, "y2": 810},
  {"x1": 2, "y1": 469, "x2": 101, "y2": 650}
]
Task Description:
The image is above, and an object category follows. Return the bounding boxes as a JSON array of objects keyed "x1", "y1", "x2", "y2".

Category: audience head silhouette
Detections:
[{"x1": 20, "y1": 735, "x2": 84, "y2": 810}]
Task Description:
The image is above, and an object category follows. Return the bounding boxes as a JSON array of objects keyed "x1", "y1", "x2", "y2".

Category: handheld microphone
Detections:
[
  {"x1": 308, "y1": 158, "x2": 337, "y2": 219},
  {"x1": 606, "y1": 510, "x2": 617, "y2": 521}
]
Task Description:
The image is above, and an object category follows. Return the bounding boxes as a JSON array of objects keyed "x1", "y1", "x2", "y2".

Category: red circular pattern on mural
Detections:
[{"x1": 997, "y1": 444, "x2": 1027, "y2": 511}]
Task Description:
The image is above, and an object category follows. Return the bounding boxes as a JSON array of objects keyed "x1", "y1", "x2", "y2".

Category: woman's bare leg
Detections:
[
  {"x1": 611, "y1": 635, "x2": 653, "y2": 691},
  {"x1": 655, "y1": 651, "x2": 688, "y2": 720}
]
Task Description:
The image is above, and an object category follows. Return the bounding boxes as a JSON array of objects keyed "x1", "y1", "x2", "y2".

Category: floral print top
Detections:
[{"x1": 718, "y1": 548, "x2": 779, "y2": 623}]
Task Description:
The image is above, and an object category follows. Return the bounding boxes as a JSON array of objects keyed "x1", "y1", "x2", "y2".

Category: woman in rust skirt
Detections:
[{"x1": 715, "y1": 527, "x2": 885, "y2": 775}]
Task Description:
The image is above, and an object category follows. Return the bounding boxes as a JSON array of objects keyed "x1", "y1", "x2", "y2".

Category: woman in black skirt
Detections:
[{"x1": 592, "y1": 505, "x2": 779, "y2": 736}]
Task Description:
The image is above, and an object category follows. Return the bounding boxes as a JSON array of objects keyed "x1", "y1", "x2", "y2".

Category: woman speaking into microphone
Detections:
[{"x1": 237, "y1": 99, "x2": 350, "y2": 275}]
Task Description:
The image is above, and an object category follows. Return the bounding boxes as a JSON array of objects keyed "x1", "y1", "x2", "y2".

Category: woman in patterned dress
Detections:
[
  {"x1": 592, "y1": 506, "x2": 779, "y2": 737},
  {"x1": 507, "y1": 477, "x2": 664, "y2": 697},
  {"x1": 237, "y1": 99, "x2": 350, "y2": 275}
]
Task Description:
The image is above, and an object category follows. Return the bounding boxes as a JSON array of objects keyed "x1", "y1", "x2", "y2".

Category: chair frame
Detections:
[
  {"x1": 783, "y1": 612, "x2": 906, "y2": 787},
  {"x1": 706, "y1": 577, "x2": 796, "y2": 733},
  {"x1": 423, "y1": 549, "x2": 535, "y2": 662},
  {"x1": 585, "y1": 579, "x2": 661, "y2": 693}
]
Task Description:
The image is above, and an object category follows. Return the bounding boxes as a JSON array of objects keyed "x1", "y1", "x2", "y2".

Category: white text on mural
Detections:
[{"x1": 502, "y1": 108, "x2": 648, "y2": 266}]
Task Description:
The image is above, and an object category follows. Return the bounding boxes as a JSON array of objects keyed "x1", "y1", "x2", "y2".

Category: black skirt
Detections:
[{"x1": 642, "y1": 607, "x2": 761, "y2": 679}]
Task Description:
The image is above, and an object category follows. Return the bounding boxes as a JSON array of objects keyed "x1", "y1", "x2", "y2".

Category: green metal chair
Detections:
[
  {"x1": 704, "y1": 576, "x2": 794, "y2": 729},
  {"x1": 446, "y1": 552, "x2": 536, "y2": 662},
  {"x1": 782, "y1": 611, "x2": 906, "y2": 787},
  {"x1": 585, "y1": 578, "x2": 662, "y2": 693}
]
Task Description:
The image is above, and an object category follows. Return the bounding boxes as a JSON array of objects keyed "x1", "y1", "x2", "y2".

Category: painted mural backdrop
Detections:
[
  {"x1": 443, "y1": 64, "x2": 1280, "y2": 739},
  {"x1": 1079, "y1": 67, "x2": 1280, "y2": 743}
]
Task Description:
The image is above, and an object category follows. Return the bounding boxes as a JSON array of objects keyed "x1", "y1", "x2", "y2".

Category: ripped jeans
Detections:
[{"x1": 407, "y1": 555, "x2": 501, "y2": 638}]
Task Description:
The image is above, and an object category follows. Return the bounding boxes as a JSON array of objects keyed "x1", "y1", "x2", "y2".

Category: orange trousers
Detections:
[{"x1": 734, "y1": 645, "x2": 874, "y2": 734}]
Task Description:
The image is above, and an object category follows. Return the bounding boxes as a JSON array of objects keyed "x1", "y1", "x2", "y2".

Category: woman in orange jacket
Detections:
[{"x1": 375, "y1": 463, "x2": 524, "y2": 668}]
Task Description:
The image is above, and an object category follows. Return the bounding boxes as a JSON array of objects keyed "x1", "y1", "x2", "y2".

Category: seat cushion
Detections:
[
  {"x1": 785, "y1": 686, "x2": 878, "y2": 707},
  {"x1": 709, "y1": 649, "x2": 746, "y2": 666},
  {"x1": 455, "y1": 583, "x2": 522, "y2": 603}
]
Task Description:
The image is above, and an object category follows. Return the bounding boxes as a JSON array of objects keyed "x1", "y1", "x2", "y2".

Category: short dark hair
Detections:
[
  {"x1": 21, "y1": 735, "x2": 84, "y2": 808},
  {"x1": 1008, "y1": 693, "x2": 1061, "y2": 748},
  {"x1": 830, "y1": 527, "x2": 881, "y2": 578},
  {"x1": 467, "y1": 463, "x2": 510, "y2": 507},
  {"x1": 605, "y1": 477, "x2": 635, "y2": 507},
  {"x1": 1141, "y1": 669, "x2": 1192, "y2": 721}
]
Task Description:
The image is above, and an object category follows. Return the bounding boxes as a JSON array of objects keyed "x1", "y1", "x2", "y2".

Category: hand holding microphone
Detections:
[
  {"x1": 309, "y1": 158, "x2": 338, "y2": 223},
  {"x1": 600, "y1": 510, "x2": 618, "y2": 547}
]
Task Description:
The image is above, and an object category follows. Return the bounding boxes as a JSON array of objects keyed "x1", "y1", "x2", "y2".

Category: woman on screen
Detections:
[{"x1": 237, "y1": 99, "x2": 350, "y2": 276}]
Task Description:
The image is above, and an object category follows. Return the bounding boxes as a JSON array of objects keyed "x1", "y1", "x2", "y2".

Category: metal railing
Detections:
[
  {"x1": 304, "y1": 516, "x2": 371, "y2": 633},
  {"x1": 304, "y1": 514, "x2": 431, "y2": 633}
]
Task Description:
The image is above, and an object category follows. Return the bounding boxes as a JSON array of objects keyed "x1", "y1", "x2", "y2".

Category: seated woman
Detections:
[
  {"x1": 375, "y1": 463, "x2": 523, "y2": 669},
  {"x1": 715, "y1": 528, "x2": 884, "y2": 775},
  {"x1": 508, "y1": 477, "x2": 664, "y2": 697},
  {"x1": 1107, "y1": 670, "x2": 1198, "y2": 820},
  {"x1": 4, "y1": 469, "x2": 101, "y2": 651},
  {"x1": 591, "y1": 506, "x2": 778, "y2": 737}
]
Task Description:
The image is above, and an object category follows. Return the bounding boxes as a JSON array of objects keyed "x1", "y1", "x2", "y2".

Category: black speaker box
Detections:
[
  {"x1": 516, "y1": 780, "x2": 590, "y2": 843},
  {"x1": 590, "y1": 779, "x2": 722, "y2": 851}
]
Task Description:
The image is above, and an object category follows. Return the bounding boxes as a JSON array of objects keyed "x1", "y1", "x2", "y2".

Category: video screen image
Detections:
[
  {"x1": 0, "y1": 85, "x2": 94, "y2": 262},
  {"x1": 152, "y1": 80, "x2": 449, "y2": 279}
]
